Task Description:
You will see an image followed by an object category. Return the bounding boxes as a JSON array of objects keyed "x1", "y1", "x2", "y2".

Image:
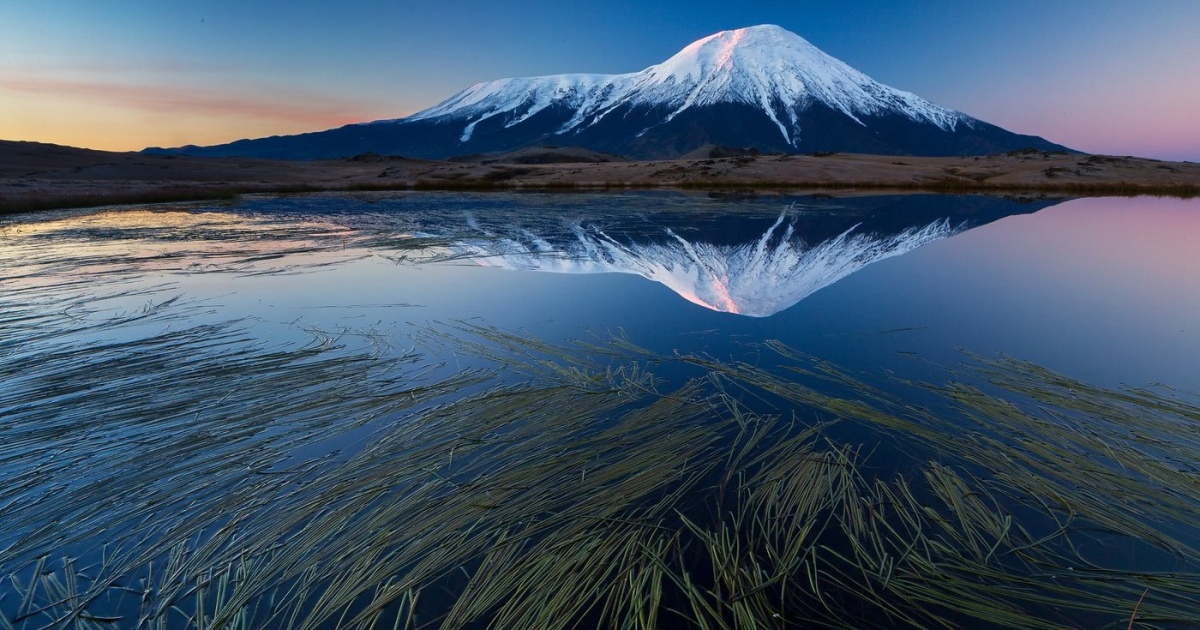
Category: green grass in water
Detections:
[{"x1": 2, "y1": 228, "x2": 1199, "y2": 630}]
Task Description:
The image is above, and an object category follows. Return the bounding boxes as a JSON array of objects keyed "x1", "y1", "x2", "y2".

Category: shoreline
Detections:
[
  {"x1": 3, "y1": 180, "x2": 1195, "y2": 217},
  {"x1": 2, "y1": 141, "x2": 1196, "y2": 214}
]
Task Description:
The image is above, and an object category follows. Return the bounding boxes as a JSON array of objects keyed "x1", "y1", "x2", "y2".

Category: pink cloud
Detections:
[{"x1": 0, "y1": 73, "x2": 381, "y2": 127}]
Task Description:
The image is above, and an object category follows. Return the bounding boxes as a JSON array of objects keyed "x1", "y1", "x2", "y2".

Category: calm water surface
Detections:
[{"x1": 2, "y1": 192, "x2": 1199, "y2": 629}]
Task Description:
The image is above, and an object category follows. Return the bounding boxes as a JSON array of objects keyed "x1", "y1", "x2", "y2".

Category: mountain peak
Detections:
[
  {"x1": 149, "y1": 26, "x2": 1071, "y2": 160},
  {"x1": 648, "y1": 24, "x2": 826, "y2": 83},
  {"x1": 677, "y1": 24, "x2": 811, "y2": 54},
  {"x1": 676, "y1": 24, "x2": 803, "y2": 51},
  {"x1": 411, "y1": 25, "x2": 966, "y2": 147}
]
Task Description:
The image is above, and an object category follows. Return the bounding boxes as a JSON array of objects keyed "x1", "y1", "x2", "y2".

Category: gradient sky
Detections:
[{"x1": 2, "y1": 0, "x2": 1197, "y2": 160}]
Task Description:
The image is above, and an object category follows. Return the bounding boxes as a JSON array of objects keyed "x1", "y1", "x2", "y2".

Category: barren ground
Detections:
[{"x1": 2, "y1": 140, "x2": 1196, "y2": 214}]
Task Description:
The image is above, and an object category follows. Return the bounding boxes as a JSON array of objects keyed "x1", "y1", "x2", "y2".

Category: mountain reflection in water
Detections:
[
  {"x1": 423, "y1": 194, "x2": 1052, "y2": 316},
  {"x1": 8, "y1": 192, "x2": 1200, "y2": 630},
  {"x1": 0, "y1": 192, "x2": 1056, "y2": 318},
  {"x1": 451, "y1": 211, "x2": 955, "y2": 316}
]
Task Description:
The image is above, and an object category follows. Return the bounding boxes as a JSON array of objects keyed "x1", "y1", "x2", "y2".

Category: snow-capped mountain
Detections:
[
  {"x1": 147, "y1": 25, "x2": 1068, "y2": 160},
  {"x1": 409, "y1": 25, "x2": 964, "y2": 147},
  {"x1": 445, "y1": 211, "x2": 956, "y2": 317}
]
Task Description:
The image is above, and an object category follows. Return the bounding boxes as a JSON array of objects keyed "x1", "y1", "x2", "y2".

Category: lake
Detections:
[{"x1": 2, "y1": 191, "x2": 1199, "y2": 630}]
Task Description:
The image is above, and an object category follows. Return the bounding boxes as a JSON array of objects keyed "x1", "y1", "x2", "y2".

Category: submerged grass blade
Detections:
[{"x1": 3, "y1": 229, "x2": 1200, "y2": 630}]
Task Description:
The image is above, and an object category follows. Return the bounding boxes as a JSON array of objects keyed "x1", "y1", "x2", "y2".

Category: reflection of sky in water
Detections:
[
  {"x1": 804, "y1": 196, "x2": 1200, "y2": 390},
  {"x1": 3, "y1": 193, "x2": 1198, "y2": 391},
  {"x1": 4, "y1": 192, "x2": 1200, "y2": 628}
]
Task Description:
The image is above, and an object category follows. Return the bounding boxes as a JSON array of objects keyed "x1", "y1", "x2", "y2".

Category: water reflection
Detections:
[
  {"x1": 2, "y1": 193, "x2": 1057, "y2": 318},
  {"x1": 6, "y1": 192, "x2": 1200, "y2": 630},
  {"x1": 451, "y1": 211, "x2": 952, "y2": 316},
  {"x1": 414, "y1": 194, "x2": 1056, "y2": 316}
]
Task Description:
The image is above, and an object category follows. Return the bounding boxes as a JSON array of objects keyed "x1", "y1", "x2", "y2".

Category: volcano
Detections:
[{"x1": 146, "y1": 25, "x2": 1069, "y2": 160}]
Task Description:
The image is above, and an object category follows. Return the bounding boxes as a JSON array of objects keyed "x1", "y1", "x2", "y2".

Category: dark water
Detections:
[{"x1": 2, "y1": 191, "x2": 1199, "y2": 629}]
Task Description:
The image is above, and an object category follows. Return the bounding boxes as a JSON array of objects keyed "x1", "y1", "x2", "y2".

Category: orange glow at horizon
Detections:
[{"x1": 0, "y1": 72, "x2": 404, "y2": 152}]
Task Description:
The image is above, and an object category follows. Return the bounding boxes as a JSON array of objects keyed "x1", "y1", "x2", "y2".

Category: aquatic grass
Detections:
[
  {"x1": 5, "y1": 216, "x2": 1200, "y2": 628},
  {"x1": 683, "y1": 343, "x2": 1200, "y2": 627}
]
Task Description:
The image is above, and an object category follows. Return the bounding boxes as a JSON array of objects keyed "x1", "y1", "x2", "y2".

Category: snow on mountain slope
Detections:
[
  {"x1": 407, "y1": 25, "x2": 969, "y2": 147},
  {"x1": 443, "y1": 211, "x2": 958, "y2": 317},
  {"x1": 147, "y1": 23, "x2": 1069, "y2": 159}
]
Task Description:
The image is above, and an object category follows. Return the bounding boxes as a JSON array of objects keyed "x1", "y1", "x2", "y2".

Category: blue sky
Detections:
[{"x1": 2, "y1": 0, "x2": 1198, "y2": 159}]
